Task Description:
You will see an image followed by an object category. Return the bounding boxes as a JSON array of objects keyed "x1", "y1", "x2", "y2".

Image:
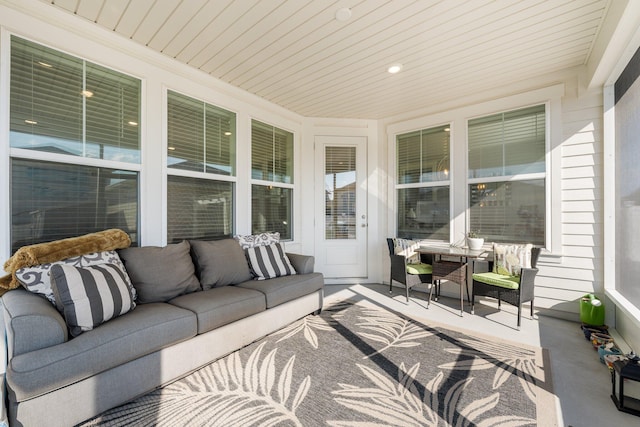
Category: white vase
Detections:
[{"x1": 467, "y1": 237, "x2": 484, "y2": 250}]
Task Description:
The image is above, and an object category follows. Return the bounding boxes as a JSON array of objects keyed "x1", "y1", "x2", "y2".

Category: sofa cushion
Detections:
[
  {"x1": 169, "y1": 286, "x2": 266, "y2": 334},
  {"x1": 15, "y1": 250, "x2": 128, "y2": 306},
  {"x1": 234, "y1": 232, "x2": 280, "y2": 249},
  {"x1": 190, "y1": 239, "x2": 252, "y2": 289},
  {"x1": 50, "y1": 263, "x2": 136, "y2": 337},
  {"x1": 6, "y1": 302, "x2": 196, "y2": 402},
  {"x1": 245, "y1": 243, "x2": 296, "y2": 280},
  {"x1": 118, "y1": 241, "x2": 201, "y2": 303},
  {"x1": 236, "y1": 272, "x2": 324, "y2": 308}
]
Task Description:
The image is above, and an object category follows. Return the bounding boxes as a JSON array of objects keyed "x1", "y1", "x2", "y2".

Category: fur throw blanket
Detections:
[{"x1": 0, "y1": 229, "x2": 131, "y2": 290}]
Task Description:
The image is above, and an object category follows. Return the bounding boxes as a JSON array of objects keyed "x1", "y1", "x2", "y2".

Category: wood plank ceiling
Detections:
[{"x1": 39, "y1": 0, "x2": 610, "y2": 119}]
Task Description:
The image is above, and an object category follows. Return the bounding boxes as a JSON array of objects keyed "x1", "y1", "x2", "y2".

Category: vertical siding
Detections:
[{"x1": 536, "y1": 80, "x2": 603, "y2": 319}]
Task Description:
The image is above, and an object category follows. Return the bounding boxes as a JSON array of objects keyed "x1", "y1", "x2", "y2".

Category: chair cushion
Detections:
[
  {"x1": 472, "y1": 272, "x2": 520, "y2": 290},
  {"x1": 393, "y1": 238, "x2": 421, "y2": 264},
  {"x1": 492, "y1": 243, "x2": 532, "y2": 276},
  {"x1": 406, "y1": 262, "x2": 432, "y2": 275}
]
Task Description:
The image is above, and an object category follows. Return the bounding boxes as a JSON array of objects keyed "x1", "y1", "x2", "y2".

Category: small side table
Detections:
[{"x1": 429, "y1": 260, "x2": 468, "y2": 316}]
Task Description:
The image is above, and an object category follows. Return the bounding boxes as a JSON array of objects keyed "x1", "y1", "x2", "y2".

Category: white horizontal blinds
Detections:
[
  {"x1": 397, "y1": 130, "x2": 421, "y2": 184},
  {"x1": 85, "y1": 62, "x2": 141, "y2": 162},
  {"x1": 468, "y1": 105, "x2": 545, "y2": 178},
  {"x1": 468, "y1": 105, "x2": 546, "y2": 245},
  {"x1": 10, "y1": 36, "x2": 83, "y2": 154},
  {"x1": 325, "y1": 146, "x2": 356, "y2": 240},
  {"x1": 396, "y1": 125, "x2": 451, "y2": 240},
  {"x1": 10, "y1": 36, "x2": 141, "y2": 162},
  {"x1": 167, "y1": 91, "x2": 204, "y2": 172},
  {"x1": 10, "y1": 159, "x2": 138, "y2": 253},
  {"x1": 205, "y1": 103, "x2": 235, "y2": 176},
  {"x1": 251, "y1": 120, "x2": 293, "y2": 183},
  {"x1": 166, "y1": 176, "x2": 233, "y2": 243},
  {"x1": 251, "y1": 185, "x2": 292, "y2": 239}
]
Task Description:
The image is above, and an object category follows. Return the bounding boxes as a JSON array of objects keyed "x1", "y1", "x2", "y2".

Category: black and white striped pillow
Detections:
[
  {"x1": 50, "y1": 263, "x2": 136, "y2": 337},
  {"x1": 245, "y1": 243, "x2": 296, "y2": 280}
]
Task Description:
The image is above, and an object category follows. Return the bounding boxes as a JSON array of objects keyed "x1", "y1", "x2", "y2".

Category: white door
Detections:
[{"x1": 314, "y1": 136, "x2": 368, "y2": 278}]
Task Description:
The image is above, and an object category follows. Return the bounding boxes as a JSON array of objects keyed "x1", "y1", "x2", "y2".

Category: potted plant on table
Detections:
[{"x1": 467, "y1": 231, "x2": 484, "y2": 250}]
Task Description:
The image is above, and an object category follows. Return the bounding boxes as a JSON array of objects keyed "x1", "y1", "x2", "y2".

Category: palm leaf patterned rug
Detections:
[{"x1": 80, "y1": 298, "x2": 556, "y2": 426}]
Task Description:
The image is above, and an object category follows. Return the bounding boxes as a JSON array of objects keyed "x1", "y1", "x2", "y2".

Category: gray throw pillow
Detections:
[
  {"x1": 190, "y1": 239, "x2": 252, "y2": 289},
  {"x1": 118, "y1": 241, "x2": 200, "y2": 303}
]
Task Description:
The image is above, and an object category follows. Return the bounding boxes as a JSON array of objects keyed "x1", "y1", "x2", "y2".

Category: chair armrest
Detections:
[
  {"x1": 390, "y1": 254, "x2": 408, "y2": 283},
  {"x1": 2, "y1": 288, "x2": 68, "y2": 359},
  {"x1": 519, "y1": 267, "x2": 539, "y2": 299},
  {"x1": 286, "y1": 253, "x2": 315, "y2": 274}
]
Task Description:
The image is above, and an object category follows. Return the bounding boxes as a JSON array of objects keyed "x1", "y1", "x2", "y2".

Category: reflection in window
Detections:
[
  {"x1": 251, "y1": 185, "x2": 292, "y2": 240},
  {"x1": 167, "y1": 176, "x2": 233, "y2": 243},
  {"x1": 396, "y1": 125, "x2": 450, "y2": 240},
  {"x1": 11, "y1": 159, "x2": 138, "y2": 253},
  {"x1": 469, "y1": 180, "x2": 544, "y2": 245}
]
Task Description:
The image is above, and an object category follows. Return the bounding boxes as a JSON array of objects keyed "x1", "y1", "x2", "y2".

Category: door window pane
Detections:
[
  {"x1": 325, "y1": 146, "x2": 356, "y2": 240},
  {"x1": 469, "y1": 180, "x2": 544, "y2": 245},
  {"x1": 251, "y1": 185, "x2": 292, "y2": 240},
  {"x1": 167, "y1": 176, "x2": 234, "y2": 243},
  {"x1": 10, "y1": 36, "x2": 141, "y2": 162},
  {"x1": 11, "y1": 159, "x2": 138, "y2": 253}
]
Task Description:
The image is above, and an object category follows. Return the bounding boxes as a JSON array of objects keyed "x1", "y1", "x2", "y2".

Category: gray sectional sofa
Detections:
[{"x1": 2, "y1": 238, "x2": 324, "y2": 427}]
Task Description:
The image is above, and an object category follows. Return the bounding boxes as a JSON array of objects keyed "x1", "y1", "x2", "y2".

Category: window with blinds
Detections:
[
  {"x1": 9, "y1": 36, "x2": 141, "y2": 252},
  {"x1": 167, "y1": 176, "x2": 234, "y2": 243},
  {"x1": 396, "y1": 125, "x2": 450, "y2": 240},
  {"x1": 251, "y1": 120, "x2": 293, "y2": 183},
  {"x1": 10, "y1": 36, "x2": 141, "y2": 163},
  {"x1": 166, "y1": 91, "x2": 237, "y2": 242},
  {"x1": 11, "y1": 159, "x2": 138, "y2": 253},
  {"x1": 250, "y1": 120, "x2": 294, "y2": 239},
  {"x1": 167, "y1": 91, "x2": 236, "y2": 175},
  {"x1": 468, "y1": 105, "x2": 546, "y2": 245}
]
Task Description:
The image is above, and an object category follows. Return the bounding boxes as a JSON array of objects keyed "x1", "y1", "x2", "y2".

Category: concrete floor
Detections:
[{"x1": 324, "y1": 283, "x2": 639, "y2": 427}]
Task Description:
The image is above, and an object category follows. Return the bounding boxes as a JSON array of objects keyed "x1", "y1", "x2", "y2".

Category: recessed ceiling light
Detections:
[
  {"x1": 128, "y1": 121, "x2": 138, "y2": 126},
  {"x1": 444, "y1": 127, "x2": 450, "y2": 132},
  {"x1": 224, "y1": 131, "x2": 232, "y2": 136},
  {"x1": 81, "y1": 90, "x2": 94, "y2": 98},
  {"x1": 38, "y1": 61, "x2": 52, "y2": 68},
  {"x1": 387, "y1": 64, "x2": 403, "y2": 74},
  {"x1": 25, "y1": 119, "x2": 37, "y2": 125},
  {"x1": 168, "y1": 146, "x2": 176, "y2": 151},
  {"x1": 335, "y1": 8, "x2": 352, "y2": 22}
]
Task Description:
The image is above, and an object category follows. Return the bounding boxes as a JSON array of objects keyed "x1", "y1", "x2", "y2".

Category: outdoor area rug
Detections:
[{"x1": 80, "y1": 298, "x2": 556, "y2": 426}]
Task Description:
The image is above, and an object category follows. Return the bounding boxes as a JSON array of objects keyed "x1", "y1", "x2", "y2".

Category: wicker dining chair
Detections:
[
  {"x1": 386, "y1": 238, "x2": 433, "y2": 302},
  {"x1": 471, "y1": 245, "x2": 541, "y2": 329}
]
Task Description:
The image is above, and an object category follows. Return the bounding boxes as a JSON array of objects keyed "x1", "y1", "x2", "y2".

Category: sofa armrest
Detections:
[
  {"x1": 286, "y1": 253, "x2": 315, "y2": 275},
  {"x1": 2, "y1": 288, "x2": 68, "y2": 359}
]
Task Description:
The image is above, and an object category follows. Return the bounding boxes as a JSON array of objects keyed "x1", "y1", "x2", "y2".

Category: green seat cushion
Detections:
[
  {"x1": 472, "y1": 272, "x2": 520, "y2": 290},
  {"x1": 406, "y1": 263, "x2": 432, "y2": 275}
]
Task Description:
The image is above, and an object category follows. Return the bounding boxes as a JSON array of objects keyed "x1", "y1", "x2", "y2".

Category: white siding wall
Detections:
[{"x1": 535, "y1": 79, "x2": 603, "y2": 320}]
